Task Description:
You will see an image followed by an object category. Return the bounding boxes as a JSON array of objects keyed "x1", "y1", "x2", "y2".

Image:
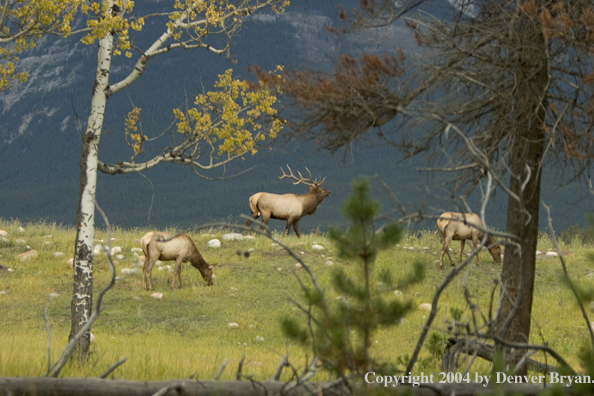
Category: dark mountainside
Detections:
[{"x1": 0, "y1": 0, "x2": 590, "y2": 234}]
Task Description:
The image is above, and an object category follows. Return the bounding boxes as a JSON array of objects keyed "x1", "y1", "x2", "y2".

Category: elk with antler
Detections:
[{"x1": 245, "y1": 166, "x2": 331, "y2": 237}]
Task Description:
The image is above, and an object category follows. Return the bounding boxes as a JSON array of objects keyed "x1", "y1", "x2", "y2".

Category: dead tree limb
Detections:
[{"x1": 442, "y1": 338, "x2": 559, "y2": 374}]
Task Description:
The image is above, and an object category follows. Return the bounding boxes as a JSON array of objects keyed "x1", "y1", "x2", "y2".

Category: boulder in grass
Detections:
[
  {"x1": 223, "y1": 233, "x2": 244, "y2": 241},
  {"x1": 419, "y1": 303, "x2": 432, "y2": 311},
  {"x1": 0, "y1": 230, "x2": 9, "y2": 238},
  {"x1": 207, "y1": 239, "x2": 221, "y2": 248},
  {"x1": 52, "y1": 252, "x2": 66, "y2": 259},
  {"x1": 16, "y1": 250, "x2": 38, "y2": 262},
  {"x1": 150, "y1": 293, "x2": 163, "y2": 300}
]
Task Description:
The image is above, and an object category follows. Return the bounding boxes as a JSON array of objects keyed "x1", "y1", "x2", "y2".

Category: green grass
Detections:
[{"x1": 0, "y1": 218, "x2": 593, "y2": 380}]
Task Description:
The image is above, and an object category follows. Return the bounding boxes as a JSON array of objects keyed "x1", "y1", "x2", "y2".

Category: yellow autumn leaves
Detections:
[
  {"x1": 174, "y1": 68, "x2": 283, "y2": 157},
  {"x1": 126, "y1": 68, "x2": 283, "y2": 161}
]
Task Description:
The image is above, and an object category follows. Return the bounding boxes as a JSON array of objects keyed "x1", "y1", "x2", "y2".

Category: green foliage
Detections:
[
  {"x1": 560, "y1": 213, "x2": 594, "y2": 246},
  {"x1": 282, "y1": 179, "x2": 423, "y2": 381},
  {"x1": 450, "y1": 307, "x2": 464, "y2": 322},
  {"x1": 426, "y1": 332, "x2": 445, "y2": 366}
]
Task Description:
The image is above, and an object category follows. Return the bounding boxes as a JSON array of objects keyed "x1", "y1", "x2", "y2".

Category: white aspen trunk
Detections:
[{"x1": 68, "y1": 20, "x2": 114, "y2": 360}]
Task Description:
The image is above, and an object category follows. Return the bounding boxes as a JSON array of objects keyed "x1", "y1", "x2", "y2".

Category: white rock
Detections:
[
  {"x1": 207, "y1": 239, "x2": 221, "y2": 248},
  {"x1": 155, "y1": 260, "x2": 162, "y2": 267},
  {"x1": 89, "y1": 333, "x2": 96, "y2": 343},
  {"x1": 312, "y1": 244, "x2": 324, "y2": 251},
  {"x1": 535, "y1": 251, "x2": 542, "y2": 256},
  {"x1": 131, "y1": 247, "x2": 143, "y2": 253},
  {"x1": 42, "y1": 235, "x2": 52, "y2": 239},
  {"x1": 230, "y1": 287, "x2": 238, "y2": 291},
  {"x1": 151, "y1": 293, "x2": 163, "y2": 300},
  {"x1": 116, "y1": 254, "x2": 124, "y2": 260},
  {"x1": 93, "y1": 244, "x2": 104, "y2": 255},
  {"x1": 228, "y1": 322, "x2": 240, "y2": 328},
  {"x1": 157, "y1": 267, "x2": 164, "y2": 271},
  {"x1": 110, "y1": 246, "x2": 122, "y2": 255},
  {"x1": 15, "y1": 239, "x2": 26, "y2": 244},
  {"x1": 255, "y1": 336, "x2": 265, "y2": 342},
  {"x1": 49, "y1": 293, "x2": 59, "y2": 298},
  {"x1": 16, "y1": 250, "x2": 38, "y2": 262},
  {"x1": 295, "y1": 263, "x2": 302, "y2": 269},
  {"x1": 419, "y1": 303, "x2": 432, "y2": 311},
  {"x1": 244, "y1": 235, "x2": 255, "y2": 240},
  {"x1": 546, "y1": 251, "x2": 559, "y2": 257},
  {"x1": 1, "y1": 237, "x2": 9, "y2": 243},
  {"x1": 223, "y1": 233, "x2": 244, "y2": 241},
  {"x1": 17, "y1": 227, "x2": 25, "y2": 233},
  {"x1": 43, "y1": 241, "x2": 53, "y2": 247},
  {"x1": 52, "y1": 252, "x2": 66, "y2": 258},
  {"x1": 164, "y1": 265, "x2": 172, "y2": 271},
  {"x1": 121, "y1": 268, "x2": 132, "y2": 274},
  {"x1": 408, "y1": 247, "x2": 414, "y2": 250},
  {"x1": 325, "y1": 260, "x2": 334, "y2": 266},
  {"x1": 394, "y1": 290, "x2": 403, "y2": 298},
  {"x1": 276, "y1": 267, "x2": 283, "y2": 272},
  {"x1": 6, "y1": 268, "x2": 13, "y2": 272},
  {"x1": 66, "y1": 258, "x2": 74, "y2": 268}
]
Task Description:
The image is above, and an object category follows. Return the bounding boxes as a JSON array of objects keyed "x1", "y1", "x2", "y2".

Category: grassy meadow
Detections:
[{"x1": 0, "y1": 218, "x2": 593, "y2": 381}]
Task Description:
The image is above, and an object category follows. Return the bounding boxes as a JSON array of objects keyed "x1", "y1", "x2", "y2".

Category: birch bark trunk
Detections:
[{"x1": 68, "y1": 22, "x2": 113, "y2": 359}]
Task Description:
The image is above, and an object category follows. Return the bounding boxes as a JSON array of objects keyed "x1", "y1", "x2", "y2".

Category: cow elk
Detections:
[
  {"x1": 437, "y1": 212, "x2": 501, "y2": 270},
  {"x1": 245, "y1": 166, "x2": 331, "y2": 237},
  {"x1": 141, "y1": 231, "x2": 213, "y2": 290}
]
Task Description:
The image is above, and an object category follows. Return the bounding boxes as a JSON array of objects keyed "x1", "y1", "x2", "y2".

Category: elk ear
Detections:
[{"x1": 208, "y1": 265, "x2": 214, "y2": 269}]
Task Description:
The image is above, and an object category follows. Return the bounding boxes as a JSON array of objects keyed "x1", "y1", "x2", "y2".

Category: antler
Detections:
[{"x1": 279, "y1": 165, "x2": 325, "y2": 186}]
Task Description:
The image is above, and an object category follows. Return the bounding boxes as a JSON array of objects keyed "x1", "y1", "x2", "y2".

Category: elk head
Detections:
[{"x1": 279, "y1": 165, "x2": 330, "y2": 200}]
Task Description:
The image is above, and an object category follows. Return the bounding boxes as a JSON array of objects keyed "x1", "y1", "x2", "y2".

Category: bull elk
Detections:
[
  {"x1": 245, "y1": 166, "x2": 331, "y2": 237},
  {"x1": 141, "y1": 231, "x2": 213, "y2": 290},
  {"x1": 437, "y1": 212, "x2": 501, "y2": 270}
]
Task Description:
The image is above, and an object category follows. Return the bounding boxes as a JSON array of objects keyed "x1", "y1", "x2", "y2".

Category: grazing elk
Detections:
[
  {"x1": 141, "y1": 231, "x2": 213, "y2": 290},
  {"x1": 245, "y1": 166, "x2": 331, "y2": 237},
  {"x1": 437, "y1": 212, "x2": 501, "y2": 270}
]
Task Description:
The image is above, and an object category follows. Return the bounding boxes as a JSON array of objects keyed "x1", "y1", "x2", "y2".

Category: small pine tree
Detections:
[{"x1": 281, "y1": 179, "x2": 424, "y2": 385}]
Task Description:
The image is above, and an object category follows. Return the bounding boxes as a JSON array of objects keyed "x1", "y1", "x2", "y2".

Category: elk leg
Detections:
[
  {"x1": 172, "y1": 257, "x2": 183, "y2": 289},
  {"x1": 144, "y1": 258, "x2": 157, "y2": 291},
  {"x1": 260, "y1": 211, "x2": 271, "y2": 232},
  {"x1": 459, "y1": 240, "x2": 465, "y2": 263},
  {"x1": 441, "y1": 232, "x2": 456, "y2": 268},
  {"x1": 285, "y1": 218, "x2": 296, "y2": 236},
  {"x1": 245, "y1": 212, "x2": 259, "y2": 228},
  {"x1": 293, "y1": 221, "x2": 301, "y2": 238},
  {"x1": 472, "y1": 238, "x2": 481, "y2": 266}
]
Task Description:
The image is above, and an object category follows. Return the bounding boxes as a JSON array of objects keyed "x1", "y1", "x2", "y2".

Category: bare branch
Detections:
[
  {"x1": 214, "y1": 359, "x2": 231, "y2": 381},
  {"x1": 100, "y1": 358, "x2": 128, "y2": 379},
  {"x1": 236, "y1": 354, "x2": 246, "y2": 381}
]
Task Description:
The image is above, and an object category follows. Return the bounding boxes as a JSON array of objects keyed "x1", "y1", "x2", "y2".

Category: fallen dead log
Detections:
[
  {"x1": 442, "y1": 338, "x2": 559, "y2": 374},
  {"x1": 0, "y1": 377, "x2": 581, "y2": 396}
]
